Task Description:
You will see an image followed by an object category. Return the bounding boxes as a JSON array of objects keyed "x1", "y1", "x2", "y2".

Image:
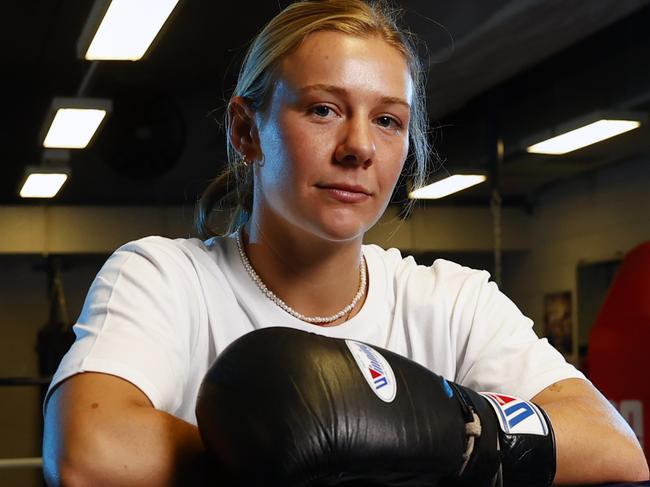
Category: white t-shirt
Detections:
[{"x1": 45, "y1": 235, "x2": 585, "y2": 425}]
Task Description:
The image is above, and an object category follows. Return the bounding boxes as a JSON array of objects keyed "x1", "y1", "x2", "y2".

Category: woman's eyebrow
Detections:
[{"x1": 297, "y1": 84, "x2": 410, "y2": 109}]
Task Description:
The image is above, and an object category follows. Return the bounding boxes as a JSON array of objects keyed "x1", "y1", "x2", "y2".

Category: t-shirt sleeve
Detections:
[
  {"x1": 448, "y1": 264, "x2": 586, "y2": 400},
  {"x1": 44, "y1": 237, "x2": 200, "y2": 416}
]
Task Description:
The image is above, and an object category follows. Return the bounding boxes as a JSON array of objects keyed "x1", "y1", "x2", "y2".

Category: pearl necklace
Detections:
[{"x1": 235, "y1": 231, "x2": 367, "y2": 324}]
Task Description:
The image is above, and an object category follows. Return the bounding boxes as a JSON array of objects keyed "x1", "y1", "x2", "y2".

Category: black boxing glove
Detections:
[{"x1": 196, "y1": 327, "x2": 555, "y2": 487}]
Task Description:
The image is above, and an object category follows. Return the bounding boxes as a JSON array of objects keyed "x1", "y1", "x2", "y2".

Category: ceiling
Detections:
[{"x1": 3, "y1": 0, "x2": 650, "y2": 208}]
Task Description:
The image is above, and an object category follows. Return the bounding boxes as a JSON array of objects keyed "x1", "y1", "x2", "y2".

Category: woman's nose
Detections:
[{"x1": 334, "y1": 116, "x2": 375, "y2": 167}]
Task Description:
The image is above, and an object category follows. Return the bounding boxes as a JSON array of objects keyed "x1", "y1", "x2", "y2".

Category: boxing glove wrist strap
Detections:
[
  {"x1": 456, "y1": 387, "x2": 557, "y2": 487},
  {"x1": 482, "y1": 396, "x2": 556, "y2": 487}
]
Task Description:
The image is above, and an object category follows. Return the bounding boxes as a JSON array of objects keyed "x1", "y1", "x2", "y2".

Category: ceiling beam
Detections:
[{"x1": 427, "y1": 0, "x2": 650, "y2": 118}]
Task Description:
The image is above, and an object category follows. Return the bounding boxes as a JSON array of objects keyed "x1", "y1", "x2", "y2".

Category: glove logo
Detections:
[
  {"x1": 346, "y1": 340, "x2": 397, "y2": 403},
  {"x1": 480, "y1": 392, "x2": 549, "y2": 436}
]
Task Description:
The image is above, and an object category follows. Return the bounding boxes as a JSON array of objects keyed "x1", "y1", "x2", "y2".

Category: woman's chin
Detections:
[{"x1": 309, "y1": 219, "x2": 368, "y2": 243}]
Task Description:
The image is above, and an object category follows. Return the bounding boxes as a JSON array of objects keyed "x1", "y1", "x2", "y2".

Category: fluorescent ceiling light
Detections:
[
  {"x1": 527, "y1": 119, "x2": 641, "y2": 155},
  {"x1": 19, "y1": 167, "x2": 70, "y2": 199},
  {"x1": 20, "y1": 174, "x2": 68, "y2": 198},
  {"x1": 409, "y1": 174, "x2": 486, "y2": 199},
  {"x1": 80, "y1": 0, "x2": 179, "y2": 61},
  {"x1": 43, "y1": 109, "x2": 107, "y2": 149},
  {"x1": 41, "y1": 98, "x2": 112, "y2": 149}
]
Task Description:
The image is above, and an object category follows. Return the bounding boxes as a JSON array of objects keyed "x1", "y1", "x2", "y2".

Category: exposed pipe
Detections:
[
  {"x1": 76, "y1": 61, "x2": 100, "y2": 97},
  {"x1": 491, "y1": 138, "x2": 504, "y2": 287},
  {"x1": 0, "y1": 457, "x2": 43, "y2": 469}
]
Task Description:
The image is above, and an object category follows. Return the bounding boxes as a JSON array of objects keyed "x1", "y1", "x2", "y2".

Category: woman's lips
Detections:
[{"x1": 317, "y1": 184, "x2": 371, "y2": 203}]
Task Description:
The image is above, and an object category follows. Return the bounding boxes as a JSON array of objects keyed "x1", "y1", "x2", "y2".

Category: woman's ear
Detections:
[{"x1": 228, "y1": 97, "x2": 259, "y2": 160}]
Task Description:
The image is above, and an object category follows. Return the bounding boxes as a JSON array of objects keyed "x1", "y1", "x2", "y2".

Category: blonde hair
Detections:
[{"x1": 195, "y1": 0, "x2": 430, "y2": 238}]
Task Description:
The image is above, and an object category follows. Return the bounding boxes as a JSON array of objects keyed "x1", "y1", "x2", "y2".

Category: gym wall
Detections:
[{"x1": 1, "y1": 154, "x2": 648, "y2": 486}]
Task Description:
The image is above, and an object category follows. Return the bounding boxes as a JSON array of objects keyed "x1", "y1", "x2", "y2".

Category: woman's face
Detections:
[{"x1": 251, "y1": 30, "x2": 412, "y2": 242}]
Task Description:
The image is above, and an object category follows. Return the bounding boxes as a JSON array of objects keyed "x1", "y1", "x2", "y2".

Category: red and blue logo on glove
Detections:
[
  {"x1": 346, "y1": 340, "x2": 397, "y2": 403},
  {"x1": 480, "y1": 392, "x2": 549, "y2": 436}
]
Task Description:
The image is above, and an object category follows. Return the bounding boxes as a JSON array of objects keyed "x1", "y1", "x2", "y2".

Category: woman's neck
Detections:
[{"x1": 241, "y1": 221, "x2": 367, "y2": 326}]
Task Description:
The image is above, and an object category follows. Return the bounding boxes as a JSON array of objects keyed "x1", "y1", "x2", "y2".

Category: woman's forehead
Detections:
[{"x1": 277, "y1": 31, "x2": 413, "y2": 105}]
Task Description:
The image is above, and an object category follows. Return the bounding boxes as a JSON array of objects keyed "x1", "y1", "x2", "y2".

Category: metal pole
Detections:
[
  {"x1": 0, "y1": 457, "x2": 43, "y2": 469},
  {"x1": 490, "y1": 137, "x2": 504, "y2": 287},
  {"x1": 76, "y1": 61, "x2": 99, "y2": 97}
]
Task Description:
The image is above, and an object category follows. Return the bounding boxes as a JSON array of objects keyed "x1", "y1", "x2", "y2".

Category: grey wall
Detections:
[{"x1": 504, "y1": 155, "x2": 650, "y2": 359}]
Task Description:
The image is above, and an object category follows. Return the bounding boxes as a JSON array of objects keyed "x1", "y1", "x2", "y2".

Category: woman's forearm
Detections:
[
  {"x1": 534, "y1": 380, "x2": 648, "y2": 485},
  {"x1": 43, "y1": 373, "x2": 214, "y2": 487},
  {"x1": 47, "y1": 405, "x2": 209, "y2": 487}
]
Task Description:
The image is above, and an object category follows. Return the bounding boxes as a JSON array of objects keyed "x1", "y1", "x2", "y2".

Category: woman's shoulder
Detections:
[
  {"x1": 103, "y1": 235, "x2": 234, "y2": 282},
  {"x1": 91, "y1": 235, "x2": 243, "y2": 312},
  {"x1": 362, "y1": 243, "x2": 492, "y2": 295},
  {"x1": 363, "y1": 244, "x2": 489, "y2": 277},
  {"x1": 116, "y1": 235, "x2": 229, "y2": 261}
]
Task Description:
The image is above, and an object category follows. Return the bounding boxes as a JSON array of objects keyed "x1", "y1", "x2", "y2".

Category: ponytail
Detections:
[{"x1": 195, "y1": 161, "x2": 253, "y2": 239}]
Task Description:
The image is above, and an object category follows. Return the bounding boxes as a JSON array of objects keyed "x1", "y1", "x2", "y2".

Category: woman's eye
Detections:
[
  {"x1": 312, "y1": 105, "x2": 332, "y2": 117},
  {"x1": 377, "y1": 116, "x2": 400, "y2": 129}
]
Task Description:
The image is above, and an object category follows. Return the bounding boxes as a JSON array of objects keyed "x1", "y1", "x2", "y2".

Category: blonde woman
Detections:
[{"x1": 43, "y1": 1, "x2": 647, "y2": 486}]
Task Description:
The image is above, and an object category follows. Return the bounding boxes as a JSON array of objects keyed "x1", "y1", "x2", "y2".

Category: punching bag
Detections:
[{"x1": 588, "y1": 241, "x2": 650, "y2": 461}]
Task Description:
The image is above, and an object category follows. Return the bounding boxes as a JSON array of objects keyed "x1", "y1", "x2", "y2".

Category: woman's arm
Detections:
[
  {"x1": 533, "y1": 378, "x2": 649, "y2": 485},
  {"x1": 43, "y1": 372, "x2": 210, "y2": 487}
]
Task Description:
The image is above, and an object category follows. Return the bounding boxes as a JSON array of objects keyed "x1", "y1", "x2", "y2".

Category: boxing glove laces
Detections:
[{"x1": 196, "y1": 327, "x2": 555, "y2": 487}]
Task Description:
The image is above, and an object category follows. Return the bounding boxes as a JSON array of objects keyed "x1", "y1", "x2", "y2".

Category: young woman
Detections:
[{"x1": 43, "y1": 1, "x2": 648, "y2": 486}]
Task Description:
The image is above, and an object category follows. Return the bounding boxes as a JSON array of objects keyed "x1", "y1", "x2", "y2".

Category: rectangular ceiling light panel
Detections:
[
  {"x1": 41, "y1": 97, "x2": 112, "y2": 149},
  {"x1": 526, "y1": 119, "x2": 641, "y2": 155},
  {"x1": 43, "y1": 108, "x2": 107, "y2": 149},
  {"x1": 409, "y1": 174, "x2": 486, "y2": 199},
  {"x1": 83, "y1": 0, "x2": 179, "y2": 60},
  {"x1": 19, "y1": 167, "x2": 70, "y2": 199}
]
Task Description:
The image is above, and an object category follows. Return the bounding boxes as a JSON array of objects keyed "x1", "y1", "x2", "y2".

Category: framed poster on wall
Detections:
[{"x1": 543, "y1": 291, "x2": 574, "y2": 358}]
